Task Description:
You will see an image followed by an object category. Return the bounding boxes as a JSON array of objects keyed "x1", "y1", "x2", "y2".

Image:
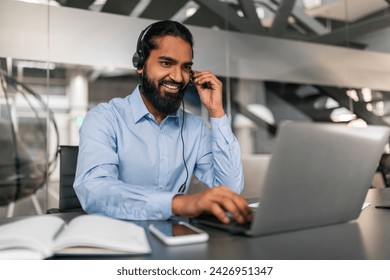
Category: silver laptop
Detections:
[{"x1": 192, "y1": 121, "x2": 390, "y2": 236}]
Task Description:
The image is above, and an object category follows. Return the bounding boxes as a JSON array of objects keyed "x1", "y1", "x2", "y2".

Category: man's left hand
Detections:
[{"x1": 192, "y1": 70, "x2": 225, "y2": 118}]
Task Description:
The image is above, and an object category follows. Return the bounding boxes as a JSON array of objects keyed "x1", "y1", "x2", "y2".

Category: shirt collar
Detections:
[
  {"x1": 130, "y1": 86, "x2": 150, "y2": 124},
  {"x1": 130, "y1": 85, "x2": 182, "y2": 126}
]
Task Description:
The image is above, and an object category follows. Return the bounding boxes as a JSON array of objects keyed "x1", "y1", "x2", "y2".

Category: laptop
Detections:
[{"x1": 191, "y1": 121, "x2": 390, "y2": 236}]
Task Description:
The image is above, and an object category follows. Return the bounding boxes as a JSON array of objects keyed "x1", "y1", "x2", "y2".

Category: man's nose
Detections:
[{"x1": 169, "y1": 66, "x2": 184, "y2": 83}]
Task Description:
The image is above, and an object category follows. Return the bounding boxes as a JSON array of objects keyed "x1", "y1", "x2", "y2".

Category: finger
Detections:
[
  {"x1": 213, "y1": 187, "x2": 252, "y2": 222},
  {"x1": 195, "y1": 80, "x2": 215, "y2": 91},
  {"x1": 232, "y1": 197, "x2": 253, "y2": 222},
  {"x1": 218, "y1": 197, "x2": 246, "y2": 224},
  {"x1": 192, "y1": 72, "x2": 221, "y2": 88},
  {"x1": 199, "y1": 187, "x2": 235, "y2": 223},
  {"x1": 205, "y1": 187, "x2": 247, "y2": 223},
  {"x1": 208, "y1": 203, "x2": 231, "y2": 224},
  {"x1": 195, "y1": 75, "x2": 220, "y2": 87},
  {"x1": 225, "y1": 196, "x2": 253, "y2": 223}
]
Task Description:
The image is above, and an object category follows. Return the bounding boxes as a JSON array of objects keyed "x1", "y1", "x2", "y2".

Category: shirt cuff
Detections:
[
  {"x1": 210, "y1": 114, "x2": 234, "y2": 144},
  {"x1": 146, "y1": 191, "x2": 177, "y2": 220}
]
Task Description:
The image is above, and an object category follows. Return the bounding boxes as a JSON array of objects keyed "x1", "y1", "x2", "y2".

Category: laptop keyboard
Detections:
[{"x1": 191, "y1": 213, "x2": 252, "y2": 234}]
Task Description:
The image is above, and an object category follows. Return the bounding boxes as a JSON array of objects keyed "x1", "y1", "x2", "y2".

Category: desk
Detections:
[{"x1": 2, "y1": 188, "x2": 390, "y2": 260}]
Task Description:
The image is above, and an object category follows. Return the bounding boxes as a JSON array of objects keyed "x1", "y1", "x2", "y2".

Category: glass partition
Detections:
[{"x1": 1, "y1": 0, "x2": 389, "y2": 216}]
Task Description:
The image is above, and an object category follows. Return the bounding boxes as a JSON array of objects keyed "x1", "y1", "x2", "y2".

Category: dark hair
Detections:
[{"x1": 139, "y1": 20, "x2": 194, "y2": 62}]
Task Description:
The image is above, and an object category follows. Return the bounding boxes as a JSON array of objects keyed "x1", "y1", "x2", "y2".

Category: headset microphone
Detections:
[{"x1": 188, "y1": 70, "x2": 194, "y2": 87}]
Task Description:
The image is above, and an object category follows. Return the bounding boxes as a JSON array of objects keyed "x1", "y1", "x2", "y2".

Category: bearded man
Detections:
[{"x1": 74, "y1": 20, "x2": 251, "y2": 224}]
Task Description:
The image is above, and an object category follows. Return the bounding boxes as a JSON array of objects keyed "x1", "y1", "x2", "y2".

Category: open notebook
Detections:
[
  {"x1": 0, "y1": 214, "x2": 151, "y2": 259},
  {"x1": 192, "y1": 122, "x2": 390, "y2": 236}
]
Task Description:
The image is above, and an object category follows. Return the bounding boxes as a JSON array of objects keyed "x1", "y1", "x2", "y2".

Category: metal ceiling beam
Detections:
[
  {"x1": 194, "y1": 0, "x2": 265, "y2": 34},
  {"x1": 55, "y1": 0, "x2": 95, "y2": 9},
  {"x1": 184, "y1": 7, "x2": 227, "y2": 30},
  {"x1": 140, "y1": 0, "x2": 188, "y2": 20},
  {"x1": 269, "y1": 0, "x2": 327, "y2": 35},
  {"x1": 320, "y1": 86, "x2": 389, "y2": 126},
  {"x1": 290, "y1": 6, "x2": 327, "y2": 35},
  {"x1": 238, "y1": 0, "x2": 263, "y2": 28},
  {"x1": 101, "y1": 0, "x2": 140, "y2": 16},
  {"x1": 270, "y1": 0, "x2": 296, "y2": 36},
  {"x1": 310, "y1": 12, "x2": 390, "y2": 45}
]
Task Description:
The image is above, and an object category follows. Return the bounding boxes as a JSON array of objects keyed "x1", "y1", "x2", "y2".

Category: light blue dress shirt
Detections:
[{"x1": 74, "y1": 86, "x2": 243, "y2": 220}]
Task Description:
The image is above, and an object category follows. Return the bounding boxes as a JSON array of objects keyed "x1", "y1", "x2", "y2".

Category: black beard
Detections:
[{"x1": 141, "y1": 69, "x2": 186, "y2": 116}]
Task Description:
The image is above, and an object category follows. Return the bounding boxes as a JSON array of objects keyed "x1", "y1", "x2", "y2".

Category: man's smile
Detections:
[
  {"x1": 159, "y1": 80, "x2": 184, "y2": 93},
  {"x1": 162, "y1": 83, "x2": 180, "y2": 90}
]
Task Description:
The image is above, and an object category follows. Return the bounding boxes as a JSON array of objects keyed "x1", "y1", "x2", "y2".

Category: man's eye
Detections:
[{"x1": 161, "y1": 61, "x2": 171, "y2": 66}]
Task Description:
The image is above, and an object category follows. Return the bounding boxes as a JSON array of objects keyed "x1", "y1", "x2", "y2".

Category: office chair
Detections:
[{"x1": 47, "y1": 145, "x2": 83, "y2": 213}]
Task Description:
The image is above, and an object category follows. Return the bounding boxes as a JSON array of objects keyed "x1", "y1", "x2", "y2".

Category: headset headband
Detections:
[{"x1": 132, "y1": 23, "x2": 155, "y2": 69}]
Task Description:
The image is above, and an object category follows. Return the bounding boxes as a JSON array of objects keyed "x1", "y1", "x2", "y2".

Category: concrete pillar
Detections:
[{"x1": 67, "y1": 69, "x2": 88, "y2": 145}]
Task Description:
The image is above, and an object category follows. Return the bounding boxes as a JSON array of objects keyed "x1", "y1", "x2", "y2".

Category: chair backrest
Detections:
[{"x1": 58, "y1": 145, "x2": 82, "y2": 212}]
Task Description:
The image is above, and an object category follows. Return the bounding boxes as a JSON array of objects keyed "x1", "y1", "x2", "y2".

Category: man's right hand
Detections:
[{"x1": 172, "y1": 186, "x2": 252, "y2": 224}]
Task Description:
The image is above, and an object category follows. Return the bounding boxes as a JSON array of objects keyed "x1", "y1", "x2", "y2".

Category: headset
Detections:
[
  {"x1": 132, "y1": 23, "x2": 155, "y2": 69},
  {"x1": 133, "y1": 23, "x2": 190, "y2": 193},
  {"x1": 188, "y1": 70, "x2": 194, "y2": 86},
  {"x1": 178, "y1": 98, "x2": 189, "y2": 193}
]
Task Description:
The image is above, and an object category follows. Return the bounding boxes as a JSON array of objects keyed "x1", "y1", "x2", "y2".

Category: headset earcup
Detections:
[
  {"x1": 132, "y1": 52, "x2": 139, "y2": 68},
  {"x1": 132, "y1": 51, "x2": 144, "y2": 68}
]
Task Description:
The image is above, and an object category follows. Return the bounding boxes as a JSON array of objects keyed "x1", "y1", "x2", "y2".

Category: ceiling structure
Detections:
[{"x1": 47, "y1": 0, "x2": 390, "y2": 49}]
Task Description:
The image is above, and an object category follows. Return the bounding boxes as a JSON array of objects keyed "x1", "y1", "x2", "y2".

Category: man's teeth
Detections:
[{"x1": 163, "y1": 84, "x2": 179, "y2": 90}]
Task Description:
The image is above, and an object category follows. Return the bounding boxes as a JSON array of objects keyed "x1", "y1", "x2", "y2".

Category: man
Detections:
[{"x1": 74, "y1": 20, "x2": 251, "y2": 224}]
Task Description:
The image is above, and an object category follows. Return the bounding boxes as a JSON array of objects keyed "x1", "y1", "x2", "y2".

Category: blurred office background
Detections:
[{"x1": 1, "y1": 0, "x2": 390, "y2": 217}]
